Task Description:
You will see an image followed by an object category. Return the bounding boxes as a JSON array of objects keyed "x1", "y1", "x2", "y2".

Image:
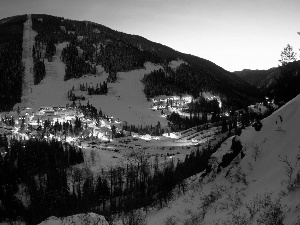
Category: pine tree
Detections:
[
  {"x1": 279, "y1": 44, "x2": 297, "y2": 66},
  {"x1": 221, "y1": 118, "x2": 228, "y2": 133}
]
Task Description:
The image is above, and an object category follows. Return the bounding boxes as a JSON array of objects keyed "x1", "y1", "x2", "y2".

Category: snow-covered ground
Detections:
[
  {"x1": 38, "y1": 213, "x2": 108, "y2": 225},
  {"x1": 88, "y1": 62, "x2": 166, "y2": 126},
  {"x1": 79, "y1": 125, "x2": 219, "y2": 172},
  {"x1": 15, "y1": 14, "x2": 37, "y2": 110},
  {"x1": 147, "y1": 94, "x2": 300, "y2": 225},
  {"x1": 168, "y1": 59, "x2": 185, "y2": 69}
]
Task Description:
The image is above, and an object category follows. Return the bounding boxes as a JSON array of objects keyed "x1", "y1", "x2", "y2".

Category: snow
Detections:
[
  {"x1": 88, "y1": 62, "x2": 166, "y2": 126},
  {"x1": 248, "y1": 104, "x2": 268, "y2": 114},
  {"x1": 16, "y1": 14, "x2": 37, "y2": 109},
  {"x1": 147, "y1": 94, "x2": 300, "y2": 225},
  {"x1": 38, "y1": 212, "x2": 109, "y2": 225},
  {"x1": 15, "y1": 31, "x2": 168, "y2": 126},
  {"x1": 168, "y1": 59, "x2": 185, "y2": 69}
]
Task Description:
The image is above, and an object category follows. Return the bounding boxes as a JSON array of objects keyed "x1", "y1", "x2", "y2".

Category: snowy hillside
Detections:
[
  {"x1": 13, "y1": 14, "x2": 187, "y2": 126},
  {"x1": 15, "y1": 28, "x2": 185, "y2": 126},
  {"x1": 147, "y1": 94, "x2": 300, "y2": 225}
]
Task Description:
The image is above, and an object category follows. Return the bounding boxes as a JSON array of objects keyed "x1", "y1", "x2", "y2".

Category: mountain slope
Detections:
[
  {"x1": 234, "y1": 67, "x2": 282, "y2": 96},
  {"x1": 234, "y1": 67, "x2": 278, "y2": 87},
  {"x1": 147, "y1": 94, "x2": 300, "y2": 224},
  {"x1": 235, "y1": 61, "x2": 300, "y2": 104},
  {"x1": 27, "y1": 14, "x2": 262, "y2": 108}
]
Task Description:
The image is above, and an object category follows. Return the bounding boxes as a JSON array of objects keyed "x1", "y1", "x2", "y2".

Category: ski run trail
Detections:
[
  {"x1": 16, "y1": 14, "x2": 68, "y2": 111},
  {"x1": 15, "y1": 14, "x2": 37, "y2": 110}
]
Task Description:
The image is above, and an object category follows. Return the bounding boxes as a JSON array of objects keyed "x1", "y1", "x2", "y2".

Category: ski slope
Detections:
[
  {"x1": 15, "y1": 16, "x2": 185, "y2": 126},
  {"x1": 15, "y1": 14, "x2": 37, "y2": 110}
]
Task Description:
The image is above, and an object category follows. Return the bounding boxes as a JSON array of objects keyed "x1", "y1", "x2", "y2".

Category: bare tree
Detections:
[{"x1": 278, "y1": 154, "x2": 294, "y2": 181}]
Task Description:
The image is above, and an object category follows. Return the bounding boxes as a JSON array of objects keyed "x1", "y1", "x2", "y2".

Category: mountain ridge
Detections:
[
  {"x1": 235, "y1": 61, "x2": 300, "y2": 104},
  {"x1": 0, "y1": 14, "x2": 263, "y2": 112},
  {"x1": 31, "y1": 14, "x2": 262, "y2": 107}
]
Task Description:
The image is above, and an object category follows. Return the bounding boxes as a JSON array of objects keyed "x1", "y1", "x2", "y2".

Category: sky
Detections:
[{"x1": 1, "y1": 0, "x2": 300, "y2": 72}]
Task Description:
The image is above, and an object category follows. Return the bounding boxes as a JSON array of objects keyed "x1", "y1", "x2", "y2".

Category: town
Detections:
[
  {"x1": 0, "y1": 92, "x2": 276, "y2": 161},
  {"x1": 0, "y1": 102, "x2": 119, "y2": 154}
]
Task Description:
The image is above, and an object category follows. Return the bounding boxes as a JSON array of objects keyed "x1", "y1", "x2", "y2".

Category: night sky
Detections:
[{"x1": 1, "y1": 0, "x2": 300, "y2": 71}]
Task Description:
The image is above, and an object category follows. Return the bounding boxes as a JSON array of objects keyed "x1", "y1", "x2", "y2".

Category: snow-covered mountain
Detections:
[{"x1": 0, "y1": 13, "x2": 262, "y2": 114}]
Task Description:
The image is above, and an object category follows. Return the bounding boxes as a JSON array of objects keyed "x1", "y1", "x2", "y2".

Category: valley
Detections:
[{"x1": 0, "y1": 13, "x2": 299, "y2": 225}]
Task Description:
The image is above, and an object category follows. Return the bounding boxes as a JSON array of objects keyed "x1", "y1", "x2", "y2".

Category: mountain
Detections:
[
  {"x1": 234, "y1": 67, "x2": 282, "y2": 95},
  {"x1": 0, "y1": 14, "x2": 262, "y2": 113},
  {"x1": 147, "y1": 93, "x2": 300, "y2": 224},
  {"x1": 234, "y1": 67, "x2": 278, "y2": 87},
  {"x1": 235, "y1": 61, "x2": 300, "y2": 104}
]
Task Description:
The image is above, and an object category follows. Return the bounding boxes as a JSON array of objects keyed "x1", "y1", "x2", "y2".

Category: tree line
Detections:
[
  {"x1": 67, "y1": 81, "x2": 108, "y2": 101},
  {"x1": 61, "y1": 42, "x2": 96, "y2": 80},
  {"x1": 0, "y1": 15, "x2": 26, "y2": 111}
]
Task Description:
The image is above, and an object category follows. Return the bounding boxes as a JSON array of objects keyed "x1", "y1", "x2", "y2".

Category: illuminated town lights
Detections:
[{"x1": 218, "y1": 100, "x2": 222, "y2": 108}]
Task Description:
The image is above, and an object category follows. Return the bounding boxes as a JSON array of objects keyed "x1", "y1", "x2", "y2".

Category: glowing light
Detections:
[{"x1": 66, "y1": 136, "x2": 75, "y2": 143}]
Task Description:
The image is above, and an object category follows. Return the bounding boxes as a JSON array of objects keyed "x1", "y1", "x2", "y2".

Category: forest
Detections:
[
  {"x1": 0, "y1": 15, "x2": 26, "y2": 111},
  {"x1": 0, "y1": 137, "x2": 84, "y2": 224},
  {"x1": 142, "y1": 64, "x2": 262, "y2": 110},
  {"x1": 0, "y1": 125, "x2": 232, "y2": 224},
  {"x1": 61, "y1": 42, "x2": 96, "y2": 81}
]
